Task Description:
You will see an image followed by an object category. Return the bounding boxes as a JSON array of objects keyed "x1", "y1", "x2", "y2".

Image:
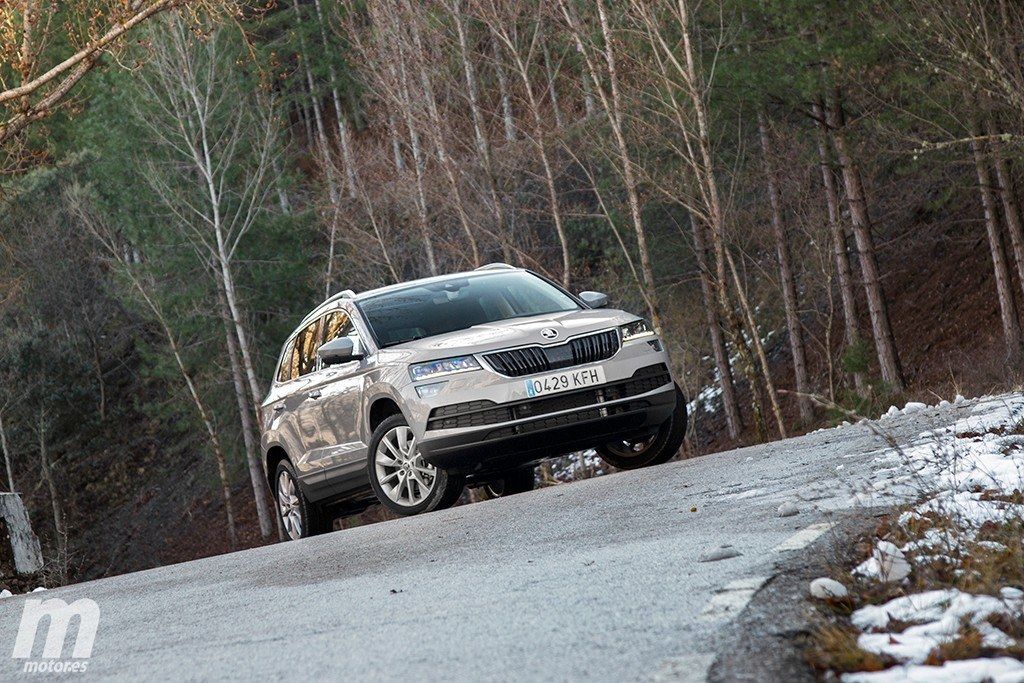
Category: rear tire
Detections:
[
  {"x1": 367, "y1": 414, "x2": 465, "y2": 516},
  {"x1": 479, "y1": 467, "x2": 536, "y2": 500},
  {"x1": 275, "y1": 460, "x2": 331, "y2": 540},
  {"x1": 596, "y1": 384, "x2": 687, "y2": 470}
]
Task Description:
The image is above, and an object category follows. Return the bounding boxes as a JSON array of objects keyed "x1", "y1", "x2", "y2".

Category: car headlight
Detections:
[
  {"x1": 409, "y1": 355, "x2": 481, "y2": 381},
  {"x1": 620, "y1": 318, "x2": 657, "y2": 342}
]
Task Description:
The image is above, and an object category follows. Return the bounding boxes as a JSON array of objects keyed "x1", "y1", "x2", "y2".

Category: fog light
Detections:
[{"x1": 416, "y1": 382, "x2": 447, "y2": 399}]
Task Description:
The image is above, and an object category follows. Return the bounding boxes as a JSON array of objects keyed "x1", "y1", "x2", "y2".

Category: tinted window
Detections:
[
  {"x1": 358, "y1": 272, "x2": 580, "y2": 347},
  {"x1": 277, "y1": 339, "x2": 296, "y2": 383},
  {"x1": 323, "y1": 310, "x2": 355, "y2": 342},
  {"x1": 294, "y1": 318, "x2": 323, "y2": 377}
]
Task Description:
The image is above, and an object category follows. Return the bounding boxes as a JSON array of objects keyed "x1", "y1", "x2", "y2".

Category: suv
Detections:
[{"x1": 261, "y1": 265, "x2": 686, "y2": 539}]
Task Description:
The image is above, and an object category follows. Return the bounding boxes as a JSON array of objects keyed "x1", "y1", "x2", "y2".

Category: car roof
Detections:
[
  {"x1": 352, "y1": 265, "x2": 524, "y2": 302},
  {"x1": 294, "y1": 264, "x2": 525, "y2": 330}
]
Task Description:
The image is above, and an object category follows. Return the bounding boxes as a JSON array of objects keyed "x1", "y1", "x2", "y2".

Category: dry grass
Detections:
[
  {"x1": 805, "y1": 417, "x2": 1024, "y2": 678},
  {"x1": 804, "y1": 623, "x2": 890, "y2": 675}
]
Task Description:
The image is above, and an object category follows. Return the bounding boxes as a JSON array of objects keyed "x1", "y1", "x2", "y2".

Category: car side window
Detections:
[
  {"x1": 295, "y1": 318, "x2": 323, "y2": 377},
  {"x1": 323, "y1": 309, "x2": 356, "y2": 343},
  {"x1": 276, "y1": 338, "x2": 296, "y2": 383}
]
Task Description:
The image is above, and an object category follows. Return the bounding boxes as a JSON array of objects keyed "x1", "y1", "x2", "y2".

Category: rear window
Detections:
[{"x1": 358, "y1": 272, "x2": 580, "y2": 347}]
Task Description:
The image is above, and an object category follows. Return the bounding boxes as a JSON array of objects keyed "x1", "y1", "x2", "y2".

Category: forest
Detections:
[{"x1": 1, "y1": 0, "x2": 1023, "y2": 584}]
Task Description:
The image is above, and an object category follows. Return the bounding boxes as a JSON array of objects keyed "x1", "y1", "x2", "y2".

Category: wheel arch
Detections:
[
  {"x1": 265, "y1": 445, "x2": 290, "y2": 490},
  {"x1": 368, "y1": 396, "x2": 404, "y2": 434}
]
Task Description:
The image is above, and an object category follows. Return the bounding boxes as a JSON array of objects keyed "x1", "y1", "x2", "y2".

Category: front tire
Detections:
[
  {"x1": 596, "y1": 384, "x2": 687, "y2": 470},
  {"x1": 275, "y1": 460, "x2": 330, "y2": 540},
  {"x1": 367, "y1": 414, "x2": 465, "y2": 516}
]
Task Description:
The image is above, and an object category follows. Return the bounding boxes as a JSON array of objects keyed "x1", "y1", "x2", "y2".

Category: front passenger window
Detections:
[
  {"x1": 295, "y1": 319, "x2": 323, "y2": 377},
  {"x1": 323, "y1": 310, "x2": 354, "y2": 342}
]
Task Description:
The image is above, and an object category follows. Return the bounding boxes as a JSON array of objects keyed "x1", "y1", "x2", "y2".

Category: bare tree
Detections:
[
  {"x1": 559, "y1": 0, "x2": 664, "y2": 332},
  {"x1": 0, "y1": 411, "x2": 14, "y2": 492},
  {"x1": 75, "y1": 190, "x2": 240, "y2": 548},
  {"x1": 0, "y1": 0, "x2": 225, "y2": 164},
  {"x1": 484, "y1": 1, "x2": 573, "y2": 286},
  {"x1": 136, "y1": 16, "x2": 278, "y2": 537},
  {"x1": 630, "y1": 0, "x2": 786, "y2": 438},
  {"x1": 969, "y1": 112, "x2": 1023, "y2": 360},
  {"x1": 826, "y1": 87, "x2": 906, "y2": 391},
  {"x1": 757, "y1": 110, "x2": 812, "y2": 422},
  {"x1": 812, "y1": 98, "x2": 865, "y2": 394}
]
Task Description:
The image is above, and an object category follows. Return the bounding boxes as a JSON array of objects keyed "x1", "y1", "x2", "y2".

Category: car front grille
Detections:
[
  {"x1": 426, "y1": 363, "x2": 670, "y2": 431},
  {"x1": 483, "y1": 329, "x2": 620, "y2": 377}
]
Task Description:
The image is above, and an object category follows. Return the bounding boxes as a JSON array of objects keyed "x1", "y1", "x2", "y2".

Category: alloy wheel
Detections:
[
  {"x1": 374, "y1": 425, "x2": 436, "y2": 507},
  {"x1": 277, "y1": 470, "x2": 303, "y2": 540}
]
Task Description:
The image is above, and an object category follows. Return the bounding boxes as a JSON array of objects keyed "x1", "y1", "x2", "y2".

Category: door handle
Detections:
[{"x1": 308, "y1": 390, "x2": 322, "y2": 400}]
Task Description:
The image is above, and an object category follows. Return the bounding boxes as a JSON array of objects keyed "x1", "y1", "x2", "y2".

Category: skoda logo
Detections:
[{"x1": 540, "y1": 328, "x2": 559, "y2": 340}]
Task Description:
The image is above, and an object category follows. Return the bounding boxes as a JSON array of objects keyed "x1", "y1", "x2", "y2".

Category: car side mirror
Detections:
[
  {"x1": 579, "y1": 291, "x2": 609, "y2": 308},
  {"x1": 318, "y1": 337, "x2": 363, "y2": 365}
]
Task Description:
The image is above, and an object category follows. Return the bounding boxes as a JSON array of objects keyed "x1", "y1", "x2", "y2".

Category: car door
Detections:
[
  {"x1": 265, "y1": 331, "x2": 325, "y2": 484},
  {"x1": 288, "y1": 316, "x2": 338, "y2": 472},
  {"x1": 316, "y1": 307, "x2": 369, "y2": 478}
]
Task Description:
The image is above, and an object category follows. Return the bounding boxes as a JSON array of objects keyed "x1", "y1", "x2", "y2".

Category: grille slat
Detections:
[{"x1": 484, "y1": 329, "x2": 620, "y2": 378}]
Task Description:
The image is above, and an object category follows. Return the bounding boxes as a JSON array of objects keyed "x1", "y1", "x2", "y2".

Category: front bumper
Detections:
[{"x1": 418, "y1": 363, "x2": 676, "y2": 473}]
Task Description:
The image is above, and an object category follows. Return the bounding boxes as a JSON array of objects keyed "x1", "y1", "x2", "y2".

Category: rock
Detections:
[
  {"x1": 809, "y1": 577, "x2": 848, "y2": 599},
  {"x1": 31, "y1": 586, "x2": 46, "y2": 592},
  {"x1": 699, "y1": 545, "x2": 743, "y2": 562},
  {"x1": 777, "y1": 501, "x2": 799, "y2": 517},
  {"x1": 1000, "y1": 587, "x2": 1024, "y2": 600},
  {"x1": 954, "y1": 394, "x2": 967, "y2": 405},
  {"x1": 856, "y1": 541, "x2": 911, "y2": 582},
  {"x1": 938, "y1": 400, "x2": 951, "y2": 407},
  {"x1": 903, "y1": 402, "x2": 928, "y2": 413},
  {"x1": 0, "y1": 589, "x2": 11, "y2": 599}
]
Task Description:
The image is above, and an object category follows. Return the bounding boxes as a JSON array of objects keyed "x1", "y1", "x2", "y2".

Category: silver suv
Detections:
[{"x1": 261, "y1": 265, "x2": 686, "y2": 539}]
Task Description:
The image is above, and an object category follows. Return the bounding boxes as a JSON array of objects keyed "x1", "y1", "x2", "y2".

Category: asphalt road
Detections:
[{"x1": 0, "y1": 398, "x2": 999, "y2": 681}]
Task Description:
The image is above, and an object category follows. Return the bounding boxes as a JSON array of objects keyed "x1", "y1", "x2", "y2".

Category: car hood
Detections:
[{"x1": 386, "y1": 308, "x2": 638, "y2": 360}]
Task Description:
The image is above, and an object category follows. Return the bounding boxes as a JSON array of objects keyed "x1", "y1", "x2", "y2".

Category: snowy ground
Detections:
[{"x1": 815, "y1": 394, "x2": 1024, "y2": 682}]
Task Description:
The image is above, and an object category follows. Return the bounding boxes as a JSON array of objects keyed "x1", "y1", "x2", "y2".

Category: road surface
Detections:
[{"x1": 0, "y1": 398, "x2": 994, "y2": 681}]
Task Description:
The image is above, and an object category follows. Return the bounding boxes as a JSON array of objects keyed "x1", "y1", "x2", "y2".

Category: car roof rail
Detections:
[
  {"x1": 322, "y1": 288, "x2": 356, "y2": 305},
  {"x1": 474, "y1": 262, "x2": 517, "y2": 271}
]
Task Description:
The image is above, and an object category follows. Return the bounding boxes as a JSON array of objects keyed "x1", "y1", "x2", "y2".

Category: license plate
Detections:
[{"x1": 524, "y1": 366, "x2": 607, "y2": 397}]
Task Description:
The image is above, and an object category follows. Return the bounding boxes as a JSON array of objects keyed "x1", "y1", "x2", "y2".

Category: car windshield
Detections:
[{"x1": 358, "y1": 272, "x2": 581, "y2": 347}]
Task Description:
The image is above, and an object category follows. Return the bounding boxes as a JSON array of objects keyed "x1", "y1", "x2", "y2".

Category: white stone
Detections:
[
  {"x1": 810, "y1": 577, "x2": 848, "y2": 599},
  {"x1": 698, "y1": 545, "x2": 742, "y2": 562},
  {"x1": 872, "y1": 540, "x2": 913, "y2": 581},
  {"x1": 777, "y1": 501, "x2": 799, "y2": 517}
]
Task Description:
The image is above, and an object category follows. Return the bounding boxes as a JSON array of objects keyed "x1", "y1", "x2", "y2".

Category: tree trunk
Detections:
[
  {"x1": 970, "y1": 115, "x2": 1023, "y2": 359},
  {"x1": 216, "y1": 279, "x2": 274, "y2": 539},
  {"x1": 812, "y1": 98, "x2": 865, "y2": 394},
  {"x1": 291, "y1": 0, "x2": 343, "y2": 296},
  {"x1": 495, "y1": 29, "x2": 571, "y2": 286},
  {"x1": 452, "y1": 1, "x2": 510, "y2": 259},
  {"x1": 394, "y1": 50, "x2": 439, "y2": 276},
  {"x1": 493, "y1": 39, "x2": 515, "y2": 143},
  {"x1": 313, "y1": 0, "x2": 358, "y2": 201},
  {"x1": 827, "y1": 88, "x2": 906, "y2": 390},
  {"x1": 401, "y1": 0, "x2": 480, "y2": 268},
  {"x1": 986, "y1": 117, "x2": 1024, "y2": 303},
  {"x1": 757, "y1": 110, "x2": 812, "y2": 422},
  {"x1": 542, "y1": 34, "x2": 564, "y2": 129},
  {"x1": 672, "y1": 0, "x2": 785, "y2": 437},
  {"x1": 37, "y1": 410, "x2": 66, "y2": 578},
  {"x1": 0, "y1": 412, "x2": 14, "y2": 492},
  {"x1": 691, "y1": 221, "x2": 743, "y2": 439},
  {"x1": 566, "y1": 0, "x2": 662, "y2": 331}
]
